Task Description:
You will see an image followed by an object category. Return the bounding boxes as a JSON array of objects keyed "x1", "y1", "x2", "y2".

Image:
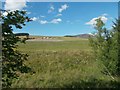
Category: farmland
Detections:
[{"x1": 12, "y1": 36, "x2": 119, "y2": 88}]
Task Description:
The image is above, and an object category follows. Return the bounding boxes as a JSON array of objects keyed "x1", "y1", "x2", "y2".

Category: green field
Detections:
[
  {"x1": 18, "y1": 38, "x2": 91, "y2": 51},
  {"x1": 12, "y1": 37, "x2": 119, "y2": 88}
]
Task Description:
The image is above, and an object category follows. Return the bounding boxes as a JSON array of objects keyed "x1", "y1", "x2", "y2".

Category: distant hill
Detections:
[{"x1": 64, "y1": 34, "x2": 95, "y2": 38}]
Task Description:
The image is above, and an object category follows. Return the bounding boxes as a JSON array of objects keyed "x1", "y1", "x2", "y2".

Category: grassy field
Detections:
[
  {"x1": 17, "y1": 38, "x2": 91, "y2": 51},
  {"x1": 12, "y1": 37, "x2": 119, "y2": 88}
]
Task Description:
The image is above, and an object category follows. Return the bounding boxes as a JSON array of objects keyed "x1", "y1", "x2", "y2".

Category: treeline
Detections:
[{"x1": 14, "y1": 33, "x2": 29, "y2": 36}]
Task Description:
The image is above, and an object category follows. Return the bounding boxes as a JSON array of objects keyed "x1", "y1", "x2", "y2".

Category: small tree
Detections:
[
  {"x1": 1, "y1": 10, "x2": 32, "y2": 88},
  {"x1": 89, "y1": 18, "x2": 118, "y2": 76}
]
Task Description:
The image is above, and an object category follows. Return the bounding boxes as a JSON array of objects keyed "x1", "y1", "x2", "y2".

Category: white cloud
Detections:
[
  {"x1": 50, "y1": 6, "x2": 54, "y2": 10},
  {"x1": 56, "y1": 14, "x2": 62, "y2": 17},
  {"x1": 2, "y1": 12, "x2": 8, "y2": 16},
  {"x1": 31, "y1": 17, "x2": 38, "y2": 21},
  {"x1": 5, "y1": 0, "x2": 27, "y2": 11},
  {"x1": 86, "y1": 17, "x2": 98, "y2": 26},
  {"x1": 39, "y1": 20, "x2": 48, "y2": 24},
  {"x1": 88, "y1": 32, "x2": 97, "y2": 36},
  {"x1": 48, "y1": 5, "x2": 54, "y2": 13},
  {"x1": 100, "y1": 16, "x2": 108, "y2": 23},
  {"x1": 39, "y1": 18, "x2": 62, "y2": 24},
  {"x1": 50, "y1": 18, "x2": 62, "y2": 24},
  {"x1": 86, "y1": 15, "x2": 108, "y2": 26},
  {"x1": 31, "y1": 16, "x2": 62, "y2": 24},
  {"x1": 59, "y1": 4, "x2": 69, "y2": 13}
]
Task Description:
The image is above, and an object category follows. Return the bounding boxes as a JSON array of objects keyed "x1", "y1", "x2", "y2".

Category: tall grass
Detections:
[{"x1": 12, "y1": 39, "x2": 119, "y2": 88}]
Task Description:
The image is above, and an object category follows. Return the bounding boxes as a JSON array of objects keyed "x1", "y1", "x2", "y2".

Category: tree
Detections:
[
  {"x1": 89, "y1": 18, "x2": 119, "y2": 76},
  {"x1": 1, "y1": 10, "x2": 32, "y2": 88},
  {"x1": 112, "y1": 19, "x2": 120, "y2": 75}
]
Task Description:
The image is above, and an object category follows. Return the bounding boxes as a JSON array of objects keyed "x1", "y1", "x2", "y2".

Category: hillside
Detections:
[{"x1": 64, "y1": 34, "x2": 95, "y2": 38}]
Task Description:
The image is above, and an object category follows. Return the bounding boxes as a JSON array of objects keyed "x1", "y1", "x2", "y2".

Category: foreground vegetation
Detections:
[{"x1": 11, "y1": 38, "x2": 120, "y2": 88}]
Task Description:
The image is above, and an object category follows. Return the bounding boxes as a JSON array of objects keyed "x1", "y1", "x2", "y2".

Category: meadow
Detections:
[{"x1": 12, "y1": 36, "x2": 119, "y2": 88}]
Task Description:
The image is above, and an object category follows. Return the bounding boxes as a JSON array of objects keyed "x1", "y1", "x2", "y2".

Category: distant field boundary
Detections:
[{"x1": 26, "y1": 39, "x2": 64, "y2": 42}]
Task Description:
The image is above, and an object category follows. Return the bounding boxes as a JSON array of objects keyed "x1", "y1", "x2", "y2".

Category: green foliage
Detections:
[
  {"x1": 2, "y1": 10, "x2": 31, "y2": 88},
  {"x1": 89, "y1": 18, "x2": 120, "y2": 76},
  {"x1": 112, "y1": 19, "x2": 120, "y2": 75}
]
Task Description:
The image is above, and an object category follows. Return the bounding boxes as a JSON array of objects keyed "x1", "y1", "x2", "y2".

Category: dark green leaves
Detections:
[{"x1": 2, "y1": 10, "x2": 32, "y2": 88}]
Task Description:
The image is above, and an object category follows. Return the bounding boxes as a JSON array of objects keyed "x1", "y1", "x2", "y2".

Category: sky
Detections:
[{"x1": 2, "y1": 1, "x2": 118, "y2": 36}]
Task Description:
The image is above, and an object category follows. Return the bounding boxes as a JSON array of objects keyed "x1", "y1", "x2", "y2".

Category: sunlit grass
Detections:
[{"x1": 17, "y1": 38, "x2": 91, "y2": 51}]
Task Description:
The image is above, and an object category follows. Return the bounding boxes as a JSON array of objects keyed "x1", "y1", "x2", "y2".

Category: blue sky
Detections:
[{"x1": 3, "y1": 2, "x2": 118, "y2": 36}]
